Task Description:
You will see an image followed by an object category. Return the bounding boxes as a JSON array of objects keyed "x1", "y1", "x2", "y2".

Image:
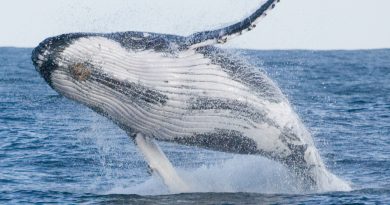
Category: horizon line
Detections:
[{"x1": 1, "y1": 46, "x2": 389, "y2": 52}]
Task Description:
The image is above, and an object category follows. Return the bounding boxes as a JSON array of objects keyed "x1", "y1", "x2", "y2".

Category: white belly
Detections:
[{"x1": 51, "y1": 36, "x2": 313, "y2": 159}]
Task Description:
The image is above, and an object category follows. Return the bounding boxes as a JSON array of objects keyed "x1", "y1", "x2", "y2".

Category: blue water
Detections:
[{"x1": 1, "y1": 47, "x2": 389, "y2": 204}]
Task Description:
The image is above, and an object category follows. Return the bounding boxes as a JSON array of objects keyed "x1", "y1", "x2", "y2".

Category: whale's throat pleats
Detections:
[{"x1": 50, "y1": 37, "x2": 313, "y2": 162}]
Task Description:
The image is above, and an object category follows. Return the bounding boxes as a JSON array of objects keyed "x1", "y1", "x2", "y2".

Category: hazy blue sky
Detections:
[{"x1": 1, "y1": 0, "x2": 389, "y2": 49}]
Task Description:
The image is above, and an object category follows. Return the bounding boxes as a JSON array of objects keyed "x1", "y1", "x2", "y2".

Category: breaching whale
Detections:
[{"x1": 32, "y1": 0, "x2": 349, "y2": 192}]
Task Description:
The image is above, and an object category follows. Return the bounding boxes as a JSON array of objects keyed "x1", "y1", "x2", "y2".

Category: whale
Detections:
[{"x1": 31, "y1": 0, "x2": 349, "y2": 192}]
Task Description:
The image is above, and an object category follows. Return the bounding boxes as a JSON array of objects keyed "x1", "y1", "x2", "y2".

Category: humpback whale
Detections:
[{"x1": 32, "y1": 0, "x2": 349, "y2": 192}]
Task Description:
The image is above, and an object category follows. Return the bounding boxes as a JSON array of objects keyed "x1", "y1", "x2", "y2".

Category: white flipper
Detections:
[
  {"x1": 134, "y1": 133, "x2": 190, "y2": 193},
  {"x1": 185, "y1": 0, "x2": 280, "y2": 48}
]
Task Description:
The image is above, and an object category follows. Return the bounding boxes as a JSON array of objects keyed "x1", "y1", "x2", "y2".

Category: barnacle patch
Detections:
[{"x1": 70, "y1": 63, "x2": 92, "y2": 81}]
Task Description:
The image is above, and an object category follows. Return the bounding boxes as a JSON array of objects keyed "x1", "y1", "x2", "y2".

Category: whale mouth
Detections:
[
  {"x1": 31, "y1": 44, "x2": 46, "y2": 69},
  {"x1": 32, "y1": 50, "x2": 53, "y2": 86},
  {"x1": 31, "y1": 37, "x2": 60, "y2": 87}
]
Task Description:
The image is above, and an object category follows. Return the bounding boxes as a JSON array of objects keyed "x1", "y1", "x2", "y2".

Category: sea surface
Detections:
[{"x1": 1, "y1": 47, "x2": 389, "y2": 204}]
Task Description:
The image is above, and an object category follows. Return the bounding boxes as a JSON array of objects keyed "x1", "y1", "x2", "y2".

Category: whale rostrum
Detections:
[{"x1": 32, "y1": 0, "x2": 349, "y2": 192}]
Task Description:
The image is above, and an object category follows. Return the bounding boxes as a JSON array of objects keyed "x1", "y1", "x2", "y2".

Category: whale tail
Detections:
[{"x1": 184, "y1": 0, "x2": 280, "y2": 48}]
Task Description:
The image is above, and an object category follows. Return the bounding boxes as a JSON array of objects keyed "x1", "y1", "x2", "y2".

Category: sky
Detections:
[{"x1": 0, "y1": 0, "x2": 389, "y2": 50}]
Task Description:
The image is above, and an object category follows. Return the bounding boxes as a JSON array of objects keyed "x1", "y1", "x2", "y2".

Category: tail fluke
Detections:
[{"x1": 185, "y1": 0, "x2": 280, "y2": 48}]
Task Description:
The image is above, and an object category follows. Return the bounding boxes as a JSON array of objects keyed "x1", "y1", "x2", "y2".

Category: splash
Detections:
[
  {"x1": 106, "y1": 154, "x2": 351, "y2": 195},
  {"x1": 312, "y1": 167, "x2": 352, "y2": 192}
]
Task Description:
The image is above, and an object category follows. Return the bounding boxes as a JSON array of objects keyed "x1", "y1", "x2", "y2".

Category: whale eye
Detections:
[{"x1": 70, "y1": 63, "x2": 91, "y2": 81}]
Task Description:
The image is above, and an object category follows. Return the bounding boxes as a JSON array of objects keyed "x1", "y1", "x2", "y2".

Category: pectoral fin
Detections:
[{"x1": 132, "y1": 133, "x2": 190, "y2": 193}]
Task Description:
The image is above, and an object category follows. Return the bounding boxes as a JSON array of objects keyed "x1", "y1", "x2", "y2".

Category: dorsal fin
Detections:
[{"x1": 184, "y1": 0, "x2": 280, "y2": 48}]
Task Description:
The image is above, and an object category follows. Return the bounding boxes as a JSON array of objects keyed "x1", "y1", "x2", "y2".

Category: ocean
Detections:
[{"x1": 1, "y1": 47, "x2": 389, "y2": 204}]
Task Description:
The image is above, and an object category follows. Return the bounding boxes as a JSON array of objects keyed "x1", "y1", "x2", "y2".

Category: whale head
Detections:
[
  {"x1": 32, "y1": 34, "x2": 171, "y2": 128},
  {"x1": 32, "y1": 33, "x2": 96, "y2": 89},
  {"x1": 32, "y1": 34, "x2": 110, "y2": 99},
  {"x1": 32, "y1": 36, "x2": 60, "y2": 87}
]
